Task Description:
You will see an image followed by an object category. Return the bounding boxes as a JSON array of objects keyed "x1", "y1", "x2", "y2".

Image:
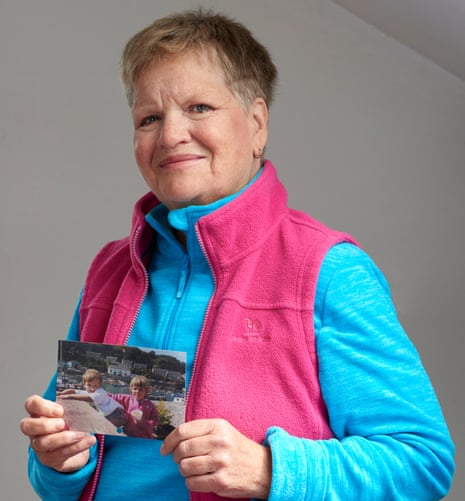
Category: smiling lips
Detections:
[{"x1": 159, "y1": 154, "x2": 204, "y2": 168}]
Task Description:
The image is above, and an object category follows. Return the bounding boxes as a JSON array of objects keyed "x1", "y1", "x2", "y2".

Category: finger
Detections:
[
  {"x1": 172, "y1": 434, "x2": 217, "y2": 464},
  {"x1": 25, "y1": 395, "x2": 63, "y2": 419},
  {"x1": 178, "y1": 453, "x2": 217, "y2": 478},
  {"x1": 161, "y1": 419, "x2": 219, "y2": 456},
  {"x1": 20, "y1": 416, "x2": 67, "y2": 438},
  {"x1": 32, "y1": 433, "x2": 96, "y2": 471},
  {"x1": 31, "y1": 430, "x2": 92, "y2": 454},
  {"x1": 184, "y1": 472, "x2": 220, "y2": 494}
]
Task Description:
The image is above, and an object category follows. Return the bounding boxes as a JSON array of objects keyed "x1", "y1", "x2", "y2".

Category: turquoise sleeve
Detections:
[
  {"x1": 28, "y1": 442, "x2": 98, "y2": 501},
  {"x1": 264, "y1": 243, "x2": 455, "y2": 500},
  {"x1": 27, "y1": 292, "x2": 99, "y2": 500}
]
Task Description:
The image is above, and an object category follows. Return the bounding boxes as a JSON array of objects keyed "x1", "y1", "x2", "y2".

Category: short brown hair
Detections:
[
  {"x1": 82, "y1": 369, "x2": 102, "y2": 385},
  {"x1": 120, "y1": 8, "x2": 278, "y2": 109},
  {"x1": 130, "y1": 375, "x2": 151, "y2": 393}
]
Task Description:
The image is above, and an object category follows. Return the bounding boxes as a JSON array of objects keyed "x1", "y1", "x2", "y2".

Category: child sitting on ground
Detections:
[{"x1": 58, "y1": 369, "x2": 128, "y2": 428}]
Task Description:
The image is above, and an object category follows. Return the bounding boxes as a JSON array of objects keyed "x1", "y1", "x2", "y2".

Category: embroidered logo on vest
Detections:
[{"x1": 231, "y1": 318, "x2": 271, "y2": 342}]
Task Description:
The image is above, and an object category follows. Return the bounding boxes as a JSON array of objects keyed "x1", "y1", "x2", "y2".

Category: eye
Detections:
[
  {"x1": 190, "y1": 104, "x2": 212, "y2": 113},
  {"x1": 139, "y1": 115, "x2": 161, "y2": 127}
]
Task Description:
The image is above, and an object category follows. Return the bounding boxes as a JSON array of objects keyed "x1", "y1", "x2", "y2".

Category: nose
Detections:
[{"x1": 159, "y1": 112, "x2": 190, "y2": 148}]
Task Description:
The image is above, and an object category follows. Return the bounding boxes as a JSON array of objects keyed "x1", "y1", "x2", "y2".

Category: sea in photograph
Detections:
[{"x1": 103, "y1": 382, "x2": 130, "y2": 394}]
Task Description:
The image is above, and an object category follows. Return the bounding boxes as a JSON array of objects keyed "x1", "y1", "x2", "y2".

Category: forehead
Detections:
[{"x1": 133, "y1": 50, "x2": 230, "y2": 101}]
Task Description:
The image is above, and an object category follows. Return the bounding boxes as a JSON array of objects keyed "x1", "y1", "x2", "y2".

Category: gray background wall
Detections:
[{"x1": 2, "y1": 0, "x2": 464, "y2": 499}]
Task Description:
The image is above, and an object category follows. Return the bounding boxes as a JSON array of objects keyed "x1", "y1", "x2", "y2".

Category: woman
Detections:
[{"x1": 20, "y1": 9, "x2": 454, "y2": 501}]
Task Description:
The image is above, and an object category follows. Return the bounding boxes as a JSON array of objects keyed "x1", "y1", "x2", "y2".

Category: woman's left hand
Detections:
[{"x1": 160, "y1": 418, "x2": 271, "y2": 499}]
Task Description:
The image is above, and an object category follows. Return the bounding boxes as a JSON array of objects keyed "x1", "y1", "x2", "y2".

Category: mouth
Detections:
[{"x1": 159, "y1": 154, "x2": 204, "y2": 168}]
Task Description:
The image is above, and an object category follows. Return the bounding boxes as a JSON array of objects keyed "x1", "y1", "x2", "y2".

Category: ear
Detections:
[{"x1": 249, "y1": 97, "x2": 269, "y2": 151}]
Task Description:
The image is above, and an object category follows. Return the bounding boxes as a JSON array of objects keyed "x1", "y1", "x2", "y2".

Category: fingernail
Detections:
[
  {"x1": 70, "y1": 431, "x2": 86, "y2": 441},
  {"x1": 53, "y1": 419, "x2": 65, "y2": 431}
]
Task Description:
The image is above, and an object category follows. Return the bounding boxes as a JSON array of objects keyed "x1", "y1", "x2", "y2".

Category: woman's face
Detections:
[{"x1": 131, "y1": 51, "x2": 268, "y2": 209}]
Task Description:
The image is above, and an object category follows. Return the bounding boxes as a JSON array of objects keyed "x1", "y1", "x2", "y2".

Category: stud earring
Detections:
[{"x1": 253, "y1": 147, "x2": 263, "y2": 159}]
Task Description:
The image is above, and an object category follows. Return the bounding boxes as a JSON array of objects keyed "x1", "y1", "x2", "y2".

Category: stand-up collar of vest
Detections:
[
  {"x1": 129, "y1": 160, "x2": 288, "y2": 270},
  {"x1": 196, "y1": 161, "x2": 288, "y2": 271}
]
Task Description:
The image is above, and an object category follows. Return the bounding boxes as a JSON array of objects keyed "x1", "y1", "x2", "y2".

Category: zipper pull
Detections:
[{"x1": 176, "y1": 255, "x2": 189, "y2": 299}]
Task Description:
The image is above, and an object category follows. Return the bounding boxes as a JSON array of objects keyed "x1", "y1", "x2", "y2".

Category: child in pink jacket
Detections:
[{"x1": 112, "y1": 376, "x2": 159, "y2": 439}]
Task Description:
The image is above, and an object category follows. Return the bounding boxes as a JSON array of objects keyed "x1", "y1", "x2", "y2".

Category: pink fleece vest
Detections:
[{"x1": 78, "y1": 162, "x2": 356, "y2": 501}]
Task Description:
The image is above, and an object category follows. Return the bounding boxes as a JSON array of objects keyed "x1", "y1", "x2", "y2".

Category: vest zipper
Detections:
[
  {"x1": 185, "y1": 226, "x2": 216, "y2": 422},
  {"x1": 124, "y1": 225, "x2": 149, "y2": 346},
  {"x1": 83, "y1": 434, "x2": 105, "y2": 501},
  {"x1": 84, "y1": 226, "x2": 148, "y2": 500},
  {"x1": 186, "y1": 227, "x2": 217, "y2": 501}
]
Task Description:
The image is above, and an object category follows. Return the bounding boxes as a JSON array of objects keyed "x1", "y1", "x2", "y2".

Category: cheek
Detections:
[
  {"x1": 134, "y1": 134, "x2": 155, "y2": 167},
  {"x1": 224, "y1": 115, "x2": 254, "y2": 155}
]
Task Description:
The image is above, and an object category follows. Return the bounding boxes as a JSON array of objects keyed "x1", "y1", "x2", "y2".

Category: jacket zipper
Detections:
[{"x1": 162, "y1": 252, "x2": 190, "y2": 350}]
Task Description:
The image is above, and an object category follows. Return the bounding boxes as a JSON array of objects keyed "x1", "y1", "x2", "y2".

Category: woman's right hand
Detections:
[{"x1": 20, "y1": 395, "x2": 97, "y2": 473}]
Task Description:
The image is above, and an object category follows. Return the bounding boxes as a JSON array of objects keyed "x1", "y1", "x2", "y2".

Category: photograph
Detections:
[{"x1": 56, "y1": 340, "x2": 186, "y2": 439}]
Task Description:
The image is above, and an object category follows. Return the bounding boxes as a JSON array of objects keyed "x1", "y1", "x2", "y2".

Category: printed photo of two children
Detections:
[{"x1": 56, "y1": 340, "x2": 186, "y2": 440}]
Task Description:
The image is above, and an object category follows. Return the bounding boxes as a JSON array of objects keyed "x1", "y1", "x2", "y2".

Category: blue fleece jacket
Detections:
[{"x1": 29, "y1": 181, "x2": 454, "y2": 500}]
